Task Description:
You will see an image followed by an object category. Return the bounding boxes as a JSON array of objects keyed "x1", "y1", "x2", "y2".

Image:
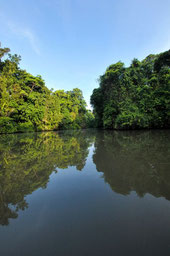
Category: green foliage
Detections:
[
  {"x1": 0, "y1": 46, "x2": 94, "y2": 133},
  {"x1": 0, "y1": 117, "x2": 17, "y2": 133},
  {"x1": 154, "y1": 49, "x2": 170, "y2": 72},
  {"x1": 0, "y1": 47, "x2": 10, "y2": 59},
  {"x1": 91, "y1": 50, "x2": 170, "y2": 129}
]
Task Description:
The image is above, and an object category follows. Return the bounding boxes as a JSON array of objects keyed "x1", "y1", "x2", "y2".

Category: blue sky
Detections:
[{"x1": 0, "y1": 0, "x2": 170, "y2": 107}]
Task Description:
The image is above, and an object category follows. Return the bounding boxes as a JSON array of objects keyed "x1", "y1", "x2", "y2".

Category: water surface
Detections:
[{"x1": 0, "y1": 129, "x2": 170, "y2": 256}]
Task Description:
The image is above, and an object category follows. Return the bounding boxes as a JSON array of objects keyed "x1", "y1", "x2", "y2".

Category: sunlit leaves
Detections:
[
  {"x1": 0, "y1": 46, "x2": 94, "y2": 133},
  {"x1": 91, "y1": 50, "x2": 170, "y2": 129}
]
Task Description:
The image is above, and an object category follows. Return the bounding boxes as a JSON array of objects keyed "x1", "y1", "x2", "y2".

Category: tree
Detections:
[
  {"x1": 0, "y1": 45, "x2": 94, "y2": 133},
  {"x1": 91, "y1": 50, "x2": 170, "y2": 129}
]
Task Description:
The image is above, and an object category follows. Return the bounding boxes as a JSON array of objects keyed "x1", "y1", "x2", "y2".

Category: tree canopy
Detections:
[
  {"x1": 0, "y1": 46, "x2": 94, "y2": 133},
  {"x1": 91, "y1": 50, "x2": 170, "y2": 129}
]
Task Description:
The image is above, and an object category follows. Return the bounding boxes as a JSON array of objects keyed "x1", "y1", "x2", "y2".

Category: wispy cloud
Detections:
[{"x1": 7, "y1": 21, "x2": 40, "y2": 55}]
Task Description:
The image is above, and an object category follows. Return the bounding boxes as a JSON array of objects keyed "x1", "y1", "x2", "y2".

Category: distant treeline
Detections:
[
  {"x1": 91, "y1": 50, "x2": 170, "y2": 129},
  {"x1": 0, "y1": 46, "x2": 94, "y2": 133}
]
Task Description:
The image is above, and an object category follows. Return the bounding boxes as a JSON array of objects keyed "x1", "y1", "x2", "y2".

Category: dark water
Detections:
[{"x1": 0, "y1": 129, "x2": 170, "y2": 256}]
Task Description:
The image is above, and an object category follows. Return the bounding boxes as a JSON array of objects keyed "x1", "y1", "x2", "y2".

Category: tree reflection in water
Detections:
[
  {"x1": 93, "y1": 130, "x2": 170, "y2": 200},
  {"x1": 0, "y1": 129, "x2": 170, "y2": 226},
  {"x1": 0, "y1": 130, "x2": 94, "y2": 225}
]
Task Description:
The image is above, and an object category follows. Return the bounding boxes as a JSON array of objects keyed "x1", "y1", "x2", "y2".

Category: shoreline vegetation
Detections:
[
  {"x1": 91, "y1": 49, "x2": 170, "y2": 129},
  {"x1": 0, "y1": 46, "x2": 94, "y2": 134},
  {"x1": 0, "y1": 45, "x2": 169, "y2": 134}
]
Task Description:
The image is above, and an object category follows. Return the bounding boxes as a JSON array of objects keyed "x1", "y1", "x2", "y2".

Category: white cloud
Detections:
[{"x1": 7, "y1": 21, "x2": 40, "y2": 55}]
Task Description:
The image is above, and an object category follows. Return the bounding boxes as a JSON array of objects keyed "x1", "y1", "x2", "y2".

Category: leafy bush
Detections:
[{"x1": 0, "y1": 117, "x2": 17, "y2": 133}]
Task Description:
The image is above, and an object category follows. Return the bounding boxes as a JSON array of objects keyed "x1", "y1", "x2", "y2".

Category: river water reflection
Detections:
[{"x1": 0, "y1": 129, "x2": 170, "y2": 256}]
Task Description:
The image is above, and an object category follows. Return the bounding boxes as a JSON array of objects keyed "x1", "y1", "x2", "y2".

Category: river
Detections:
[{"x1": 0, "y1": 129, "x2": 170, "y2": 256}]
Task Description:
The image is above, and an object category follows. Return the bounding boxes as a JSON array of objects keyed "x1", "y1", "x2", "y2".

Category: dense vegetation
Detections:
[
  {"x1": 1, "y1": 45, "x2": 169, "y2": 133},
  {"x1": 0, "y1": 46, "x2": 94, "y2": 133},
  {"x1": 91, "y1": 50, "x2": 170, "y2": 129}
]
